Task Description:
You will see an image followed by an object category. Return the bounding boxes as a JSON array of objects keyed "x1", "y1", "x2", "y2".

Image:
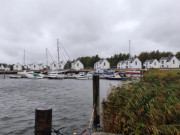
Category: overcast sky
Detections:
[{"x1": 0, "y1": 0, "x2": 180, "y2": 64}]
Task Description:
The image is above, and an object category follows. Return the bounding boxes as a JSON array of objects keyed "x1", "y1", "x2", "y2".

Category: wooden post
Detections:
[
  {"x1": 4, "y1": 73, "x2": 5, "y2": 79},
  {"x1": 35, "y1": 108, "x2": 52, "y2": 135},
  {"x1": 93, "y1": 75, "x2": 100, "y2": 129}
]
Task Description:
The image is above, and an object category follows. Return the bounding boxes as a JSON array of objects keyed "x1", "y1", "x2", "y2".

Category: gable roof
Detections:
[{"x1": 160, "y1": 56, "x2": 174, "y2": 62}]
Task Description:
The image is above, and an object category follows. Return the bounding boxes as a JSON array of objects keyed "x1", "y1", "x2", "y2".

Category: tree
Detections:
[
  {"x1": 176, "y1": 51, "x2": 180, "y2": 59},
  {"x1": 64, "y1": 60, "x2": 72, "y2": 69}
]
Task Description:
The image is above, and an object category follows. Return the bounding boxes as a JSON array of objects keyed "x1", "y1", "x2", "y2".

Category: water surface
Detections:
[{"x1": 0, "y1": 75, "x2": 121, "y2": 135}]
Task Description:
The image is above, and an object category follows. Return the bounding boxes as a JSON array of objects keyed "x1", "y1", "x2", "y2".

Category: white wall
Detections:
[
  {"x1": 13, "y1": 63, "x2": 22, "y2": 71},
  {"x1": 169, "y1": 56, "x2": 179, "y2": 68},
  {"x1": 71, "y1": 60, "x2": 84, "y2": 70}
]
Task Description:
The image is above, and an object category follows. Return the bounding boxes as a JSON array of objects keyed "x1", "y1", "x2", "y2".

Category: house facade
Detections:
[
  {"x1": 143, "y1": 59, "x2": 160, "y2": 69},
  {"x1": 117, "y1": 58, "x2": 141, "y2": 69},
  {"x1": 71, "y1": 60, "x2": 84, "y2": 70},
  {"x1": 117, "y1": 61, "x2": 126, "y2": 69},
  {"x1": 94, "y1": 59, "x2": 110, "y2": 70},
  {"x1": 50, "y1": 61, "x2": 64, "y2": 70},
  {"x1": 13, "y1": 63, "x2": 22, "y2": 71},
  {"x1": 160, "y1": 56, "x2": 179, "y2": 68}
]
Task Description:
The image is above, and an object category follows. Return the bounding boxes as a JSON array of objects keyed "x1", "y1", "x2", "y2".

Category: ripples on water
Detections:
[{"x1": 0, "y1": 75, "x2": 121, "y2": 135}]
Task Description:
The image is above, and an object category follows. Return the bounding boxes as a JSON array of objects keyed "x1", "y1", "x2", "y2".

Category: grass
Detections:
[{"x1": 102, "y1": 69, "x2": 180, "y2": 135}]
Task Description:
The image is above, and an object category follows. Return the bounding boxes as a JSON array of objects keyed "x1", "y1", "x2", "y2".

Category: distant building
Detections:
[
  {"x1": 117, "y1": 58, "x2": 141, "y2": 69},
  {"x1": 50, "y1": 61, "x2": 64, "y2": 70},
  {"x1": 71, "y1": 60, "x2": 84, "y2": 70},
  {"x1": 94, "y1": 59, "x2": 110, "y2": 70},
  {"x1": 39, "y1": 64, "x2": 46, "y2": 70},
  {"x1": 143, "y1": 59, "x2": 160, "y2": 69},
  {"x1": 117, "y1": 60, "x2": 126, "y2": 69},
  {"x1": 13, "y1": 63, "x2": 22, "y2": 71},
  {"x1": 160, "y1": 56, "x2": 179, "y2": 68}
]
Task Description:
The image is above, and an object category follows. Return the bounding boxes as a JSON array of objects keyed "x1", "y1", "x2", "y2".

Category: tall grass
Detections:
[{"x1": 102, "y1": 69, "x2": 180, "y2": 134}]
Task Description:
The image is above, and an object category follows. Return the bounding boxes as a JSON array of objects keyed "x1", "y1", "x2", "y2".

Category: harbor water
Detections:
[{"x1": 0, "y1": 75, "x2": 122, "y2": 135}]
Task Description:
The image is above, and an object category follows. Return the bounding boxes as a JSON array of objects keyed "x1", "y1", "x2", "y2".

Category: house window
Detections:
[
  {"x1": 54, "y1": 64, "x2": 56, "y2": 67},
  {"x1": 77, "y1": 63, "x2": 79, "y2": 67},
  {"x1": 126, "y1": 62, "x2": 128, "y2": 65},
  {"x1": 154, "y1": 62, "x2": 156, "y2": 65},
  {"x1": 104, "y1": 62, "x2": 106, "y2": 66},
  {"x1": 135, "y1": 61, "x2": 137, "y2": 65},
  {"x1": 173, "y1": 60, "x2": 175, "y2": 64},
  {"x1": 34, "y1": 65, "x2": 36, "y2": 68},
  {"x1": 16, "y1": 65, "x2": 18, "y2": 68},
  {"x1": 162, "y1": 61, "x2": 164, "y2": 64}
]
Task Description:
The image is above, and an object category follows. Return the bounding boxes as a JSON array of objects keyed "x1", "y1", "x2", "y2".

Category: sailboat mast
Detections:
[
  {"x1": 129, "y1": 40, "x2": 131, "y2": 59},
  {"x1": 57, "y1": 38, "x2": 60, "y2": 64},
  {"x1": 24, "y1": 50, "x2": 25, "y2": 66},
  {"x1": 46, "y1": 48, "x2": 48, "y2": 69}
]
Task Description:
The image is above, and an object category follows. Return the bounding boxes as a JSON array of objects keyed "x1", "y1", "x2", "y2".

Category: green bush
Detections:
[{"x1": 102, "y1": 69, "x2": 180, "y2": 135}]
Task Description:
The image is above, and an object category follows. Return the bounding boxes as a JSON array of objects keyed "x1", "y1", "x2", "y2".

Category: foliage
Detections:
[
  {"x1": 64, "y1": 60, "x2": 72, "y2": 69},
  {"x1": 107, "y1": 53, "x2": 130, "y2": 67},
  {"x1": 176, "y1": 52, "x2": 180, "y2": 59},
  {"x1": 138, "y1": 50, "x2": 173, "y2": 65},
  {"x1": 77, "y1": 55, "x2": 100, "y2": 68},
  {"x1": 102, "y1": 69, "x2": 180, "y2": 134}
]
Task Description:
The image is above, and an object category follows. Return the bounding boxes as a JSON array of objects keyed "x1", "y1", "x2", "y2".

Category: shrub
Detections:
[{"x1": 102, "y1": 69, "x2": 180, "y2": 134}]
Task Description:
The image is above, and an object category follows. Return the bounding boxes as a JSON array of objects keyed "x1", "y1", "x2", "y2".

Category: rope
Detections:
[
  {"x1": 35, "y1": 127, "x2": 65, "y2": 135},
  {"x1": 89, "y1": 105, "x2": 95, "y2": 129},
  {"x1": 52, "y1": 127, "x2": 65, "y2": 135}
]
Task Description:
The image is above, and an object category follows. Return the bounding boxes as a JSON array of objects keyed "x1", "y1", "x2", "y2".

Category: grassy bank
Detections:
[{"x1": 102, "y1": 69, "x2": 180, "y2": 134}]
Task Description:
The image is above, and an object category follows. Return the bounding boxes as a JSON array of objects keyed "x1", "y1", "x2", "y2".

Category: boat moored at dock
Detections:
[{"x1": 106, "y1": 72, "x2": 128, "y2": 80}]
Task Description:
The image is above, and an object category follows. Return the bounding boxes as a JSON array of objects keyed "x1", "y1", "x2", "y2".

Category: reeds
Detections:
[{"x1": 102, "y1": 69, "x2": 180, "y2": 134}]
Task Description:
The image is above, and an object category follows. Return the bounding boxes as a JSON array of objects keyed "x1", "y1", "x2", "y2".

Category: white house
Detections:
[
  {"x1": 28, "y1": 62, "x2": 41, "y2": 70},
  {"x1": 71, "y1": 60, "x2": 84, "y2": 70},
  {"x1": 160, "y1": 56, "x2": 179, "y2": 68},
  {"x1": 143, "y1": 59, "x2": 160, "y2": 69},
  {"x1": 13, "y1": 63, "x2": 22, "y2": 71},
  {"x1": 0, "y1": 65, "x2": 5, "y2": 71},
  {"x1": 117, "y1": 60, "x2": 126, "y2": 69},
  {"x1": 50, "y1": 61, "x2": 64, "y2": 70},
  {"x1": 117, "y1": 58, "x2": 142, "y2": 69},
  {"x1": 94, "y1": 59, "x2": 110, "y2": 70},
  {"x1": 39, "y1": 64, "x2": 46, "y2": 70}
]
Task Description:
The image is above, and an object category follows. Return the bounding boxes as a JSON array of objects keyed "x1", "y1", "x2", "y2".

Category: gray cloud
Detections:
[{"x1": 0, "y1": 0, "x2": 180, "y2": 64}]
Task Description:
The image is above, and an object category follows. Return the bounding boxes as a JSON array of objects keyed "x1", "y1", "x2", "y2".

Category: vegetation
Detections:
[
  {"x1": 77, "y1": 55, "x2": 100, "y2": 68},
  {"x1": 107, "y1": 53, "x2": 129, "y2": 67},
  {"x1": 102, "y1": 69, "x2": 180, "y2": 134},
  {"x1": 67, "y1": 50, "x2": 179, "y2": 68}
]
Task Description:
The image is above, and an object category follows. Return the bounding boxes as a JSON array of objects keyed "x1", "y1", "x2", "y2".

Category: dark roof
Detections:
[
  {"x1": 145, "y1": 59, "x2": 155, "y2": 64},
  {"x1": 160, "y1": 56, "x2": 174, "y2": 62}
]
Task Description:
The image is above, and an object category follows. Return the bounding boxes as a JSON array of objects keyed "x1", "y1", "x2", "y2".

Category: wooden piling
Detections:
[
  {"x1": 35, "y1": 108, "x2": 52, "y2": 135},
  {"x1": 4, "y1": 73, "x2": 5, "y2": 79},
  {"x1": 93, "y1": 75, "x2": 100, "y2": 129}
]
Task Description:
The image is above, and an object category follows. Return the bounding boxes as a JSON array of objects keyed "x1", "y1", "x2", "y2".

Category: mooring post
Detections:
[
  {"x1": 4, "y1": 73, "x2": 5, "y2": 79},
  {"x1": 35, "y1": 108, "x2": 52, "y2": 135},
  {"x1": 93, "y1": 75, "x2": 100, "y2": 129}
]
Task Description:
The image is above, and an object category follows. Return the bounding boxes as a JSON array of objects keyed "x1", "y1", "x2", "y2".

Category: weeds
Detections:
[{"x1": 102, "y1": 69, "x2": 180, "y2": 134}]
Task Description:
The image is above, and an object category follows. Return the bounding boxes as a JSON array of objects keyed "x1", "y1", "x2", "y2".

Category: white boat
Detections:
[
  {"x1": 17, "y1": 70, "x2": 34, "y2": 78},
  {"x1": 47, "y1": 71, "x2": 66, "y2": 79},
  {"x1": 75, "y1": 72, "x2": 90, "y2": 80},
  {"x1": 25, "y1": 73, "x2": 44, "y2": 79},
  {"x1": 9, "y1": 75, "x2": 22, "y2": 78},
  {"x1": 105, "y1": 72, "x2": 128, "y2": 80}
]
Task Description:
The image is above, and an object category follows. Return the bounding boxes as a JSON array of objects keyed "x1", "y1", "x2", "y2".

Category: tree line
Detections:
[{"x1": 64, "y1": 50, "x2": 180, "y2": 68}]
